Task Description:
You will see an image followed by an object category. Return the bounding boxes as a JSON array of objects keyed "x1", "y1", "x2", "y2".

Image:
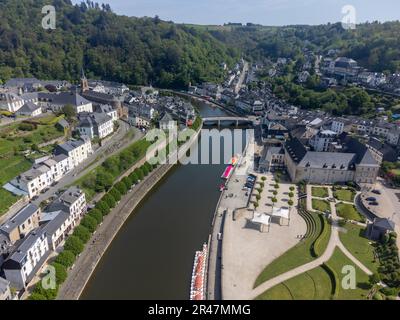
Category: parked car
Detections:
[
  {"x1": 369, "y1": 201, "x2": 379, "y2": 206},
  {"x1": 366, "y1": 197, "x2": 377, "y2": 202},
  {"x1": 372, "y1": 189, "x2": 382, "y2": 195}
]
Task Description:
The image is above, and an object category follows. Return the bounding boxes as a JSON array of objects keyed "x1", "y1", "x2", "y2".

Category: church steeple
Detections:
[{"x1": 81, "y1": 67, "x2": 89, "y2": 92}]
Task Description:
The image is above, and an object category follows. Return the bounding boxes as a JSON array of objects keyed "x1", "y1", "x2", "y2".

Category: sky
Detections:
[{"x1": 72, "y1": 0, "x2": 400, "y2": 26}]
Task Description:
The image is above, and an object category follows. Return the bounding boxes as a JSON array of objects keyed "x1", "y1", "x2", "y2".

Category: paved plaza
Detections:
[{"x1": 221, "y1": 172, "x2": 306, "y2": 300}]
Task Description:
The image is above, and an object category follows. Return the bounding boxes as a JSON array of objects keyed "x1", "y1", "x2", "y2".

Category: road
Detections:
[
  {"x1": 32, "y1": 121, "x2": 143, "y2": 206},
  {"x1": 235, "y1": 61, "x2": 249, "y2": 94}
]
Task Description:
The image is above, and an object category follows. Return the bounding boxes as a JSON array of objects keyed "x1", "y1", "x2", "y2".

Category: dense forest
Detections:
[
  {"x1": 0, "y1": 0, "x2": 400, "y2": 89},
  {"x1": 0, "y1": 0, "x2": 238, "y2": 88}
]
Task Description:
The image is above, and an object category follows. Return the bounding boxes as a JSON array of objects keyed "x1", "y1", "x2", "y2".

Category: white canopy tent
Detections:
[
  {"x1": 271, "y1": 207, "x2": 291, "y2": 226},
  {"x1": 251, "y1": 211, "x2": 271, "y2": 233}
]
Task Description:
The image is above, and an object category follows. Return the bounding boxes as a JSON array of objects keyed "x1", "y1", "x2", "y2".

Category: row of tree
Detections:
[{"x1": 29, "y1": 161, "x2": 157, "y2": 300}]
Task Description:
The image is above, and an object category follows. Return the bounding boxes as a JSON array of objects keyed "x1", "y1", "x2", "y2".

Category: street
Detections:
[{"x1": 32, "y1": 120, "x2": 143, "y2": 206}]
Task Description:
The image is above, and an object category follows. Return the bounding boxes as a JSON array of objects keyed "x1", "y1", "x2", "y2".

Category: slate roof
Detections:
[
  {"x1": 299, "y1": 152, "x2": 356, "y2": 169},
  {"x1": 0, "y1": 204, "x2": 39, "y2": 235},
  {"x1": 373, "y1": 218, "x2": 395, "y2": 231},
  {"x1": 284, "y1": 138, "x2": 307, "y2": 163},
  {"x1": 38, "y1": 92, "x2": 91, "y2": 107},
  {"x1": 16, "y1": 102, "x2": 41, "y2": 114}
]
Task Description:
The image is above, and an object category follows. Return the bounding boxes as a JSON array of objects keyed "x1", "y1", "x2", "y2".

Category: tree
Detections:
[
  {"x1": 129, "y1": 172, "x2": 139, "y2": 185},
  {"x1": 64, "y1": 236, "x2": 84, "y2": 256},
  {"x1": 52, "y1": 263, "x2": 68, "y2": 284},
  {"x1": 369, "y1": 273, "x2": 381, "y2": 285},
  {"x1": 31, "y1": 282, "x2": 58, "y2": 300},
  {"x1": 102, "y1": 194, "x2": 116, "y2": 209},
  {"x1": 135, "y1": 168, "x2": 144, "y2": 180},
  {"x1": 289, "y1": 192, "x2": 294, "y2": 198},
  {"x1": 272, "y1": 197, "x2": 278, "y2": 204},
  {"x1": 73, "y1": 225, "x2": 91, "y2": 243},
  {"x1": 115, "y1": 181, "x2": 128, "y2": 195},
  {"x1": 288, "y1": 199, "x2": 294, "y2": 206},
  {"x1": 81, "y1": 215, "x2": 98, "y2": 233},
  {"x1": 95, "y1": 171, "x2": 114, "y2": 192},
  {"x1": 141, "y1": 165, "x2": 149, "y2": 177},
  {"x1": 122, "y1": 176, "x2": 132, "y2": 189},
  {"x1": 109, "y1": 187, "x2": 121, "y2": 202},
  {"x1": 62, "y1": 104, "x2": 77, "y2": 120},
  {"x1": 96, "y1": 200, "x2": 110, "y2": 216},
  {"x1": 89, "y1": 209, "x2": 103, "y2": 224},
  {"x1": 289, "y1": 186, "x2": 295, "y2": 192},
  {"x1": 55, "y1": 250, "x2": 76, "y2": 268}
]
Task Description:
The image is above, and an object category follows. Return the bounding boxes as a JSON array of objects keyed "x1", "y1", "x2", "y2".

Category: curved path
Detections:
[{"x1": 249, "y1": 185, "x2": 372, "y2": 299}]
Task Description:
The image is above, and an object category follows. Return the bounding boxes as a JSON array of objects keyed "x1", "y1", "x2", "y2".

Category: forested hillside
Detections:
[
  {"x1": 1, "y1": 0, "x2": 399, "y2": 89},
  {"x1": 0, "y1": 0, "x2": 238, "y2": 88},
  {"x1": 209, "y1": 22, "x2": 400, "y2": 73}
]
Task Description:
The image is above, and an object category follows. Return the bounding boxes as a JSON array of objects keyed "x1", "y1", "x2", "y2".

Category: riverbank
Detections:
[{"x1": 57, "y1": 125, "x2": 202, "y2": 300}]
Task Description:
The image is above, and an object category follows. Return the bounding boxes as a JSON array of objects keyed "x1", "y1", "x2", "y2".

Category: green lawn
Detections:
[
  {"x1": 256, "y1": 266, "x2": 334, "y2": 300},
  {"x1": 339, "y1": 223, "x2": 378, "y2": 273},
  {"x1": 326, "y1": 248, "x2": 371, "y2": 300},
  {"x1": 0, "y1": 189, "x2": 20, "y2": 216},
  {"x1": 334, "y1": 188, "x2": 356, "y2": 202},
  {"x1": 336, "y1": 203, "x2": 364, "y2": 222},
  {"x1": 0, "y1": 115, "x2": 64, "y2": 213},
  {"x1": 312, "y1": 186, "x2": 329, "y2": 198},
  {"x1": 258, "y1": 247, "x2": 371, "y2": 300},
  {"x1": 312, "y1": 199, "x2": 331, "y2": 213},
  {"x1": 254, "y1": 210, "x2": 330, "y2": 288}
]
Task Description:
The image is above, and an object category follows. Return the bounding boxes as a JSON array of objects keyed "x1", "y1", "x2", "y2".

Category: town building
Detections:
[
  {"x1": 0, "y1": 277, "x2": 12, "y2": 300},
  {"x1": 38, "y1": 92, "x2": 93, "y2": 113},
  {"x1": 54, "y1": 138, "x2": 93, "y2": 168},
  {"x1": 2, "y1": 229, "x2": 50, "y2": 290},
  {"x1": 284, "y1": 137, "x2": 379, "y2": 184},
  {"x1": 159, "y1": 112, "x2": 176, "y2": 130},
  {"x1": 77, "y1": 113, "x2": 115, "y2": 139},
  {"x1": 15, "y1": 102, "x2": 42, "y2": 117},
  {"x1": 0, "y1": 204, "x2": 40, "y2": 244}
]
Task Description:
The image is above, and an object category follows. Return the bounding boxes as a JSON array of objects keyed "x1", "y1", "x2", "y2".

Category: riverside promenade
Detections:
[{"x1": 57, "y1": 126, "x2": 202, "y2": 300}]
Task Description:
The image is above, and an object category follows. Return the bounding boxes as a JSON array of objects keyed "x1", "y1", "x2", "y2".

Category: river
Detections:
[{"x1": 81, "y1": 103, "x2": 232, "y2": 299}]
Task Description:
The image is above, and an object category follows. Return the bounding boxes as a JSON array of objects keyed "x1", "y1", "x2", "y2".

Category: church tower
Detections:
[{"x1": 81, "y1": 68, "x2": 89, "y2": 92}]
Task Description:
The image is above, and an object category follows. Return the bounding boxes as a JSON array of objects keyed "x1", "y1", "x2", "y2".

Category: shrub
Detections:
[
  {"x1": 31, "y1": 281, "x2": 58, "y2": 300},
  {"x1": 52, "y1": 263, "x2": 68, "y2": 284},
  {"x1": 18, "y1": 123, "x2": 35, "y2": 131},
  {"x1": 54, "y1": 250, "x2": 76, "y2": 268},
  {"x1": 373, "y1": 292, "x2": 384, "y2": 300},
  {"x1": 29, "y1": 293, "x2": 47, "y2": 300},
  {"x1": 89, "y1": 209, "x2": 103, "y2": 224},
  {"x1": 73, "y1": 225, "x2": 91, "y2": 243},
  {"x1": 64, "y1": 236, "x2": 84, "y2": 256},
  {"x1": 81, "y1": 215, "x2": 98, "y2": 233}
]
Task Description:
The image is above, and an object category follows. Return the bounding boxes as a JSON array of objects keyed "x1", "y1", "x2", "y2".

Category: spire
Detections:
[{"x1": 80, "y1": 67, "x2": 89, "y2": 93}]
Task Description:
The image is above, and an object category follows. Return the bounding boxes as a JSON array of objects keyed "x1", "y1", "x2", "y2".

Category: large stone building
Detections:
[{"x1": 284, "y1": 137, "x2": 379, "y2": 184}]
